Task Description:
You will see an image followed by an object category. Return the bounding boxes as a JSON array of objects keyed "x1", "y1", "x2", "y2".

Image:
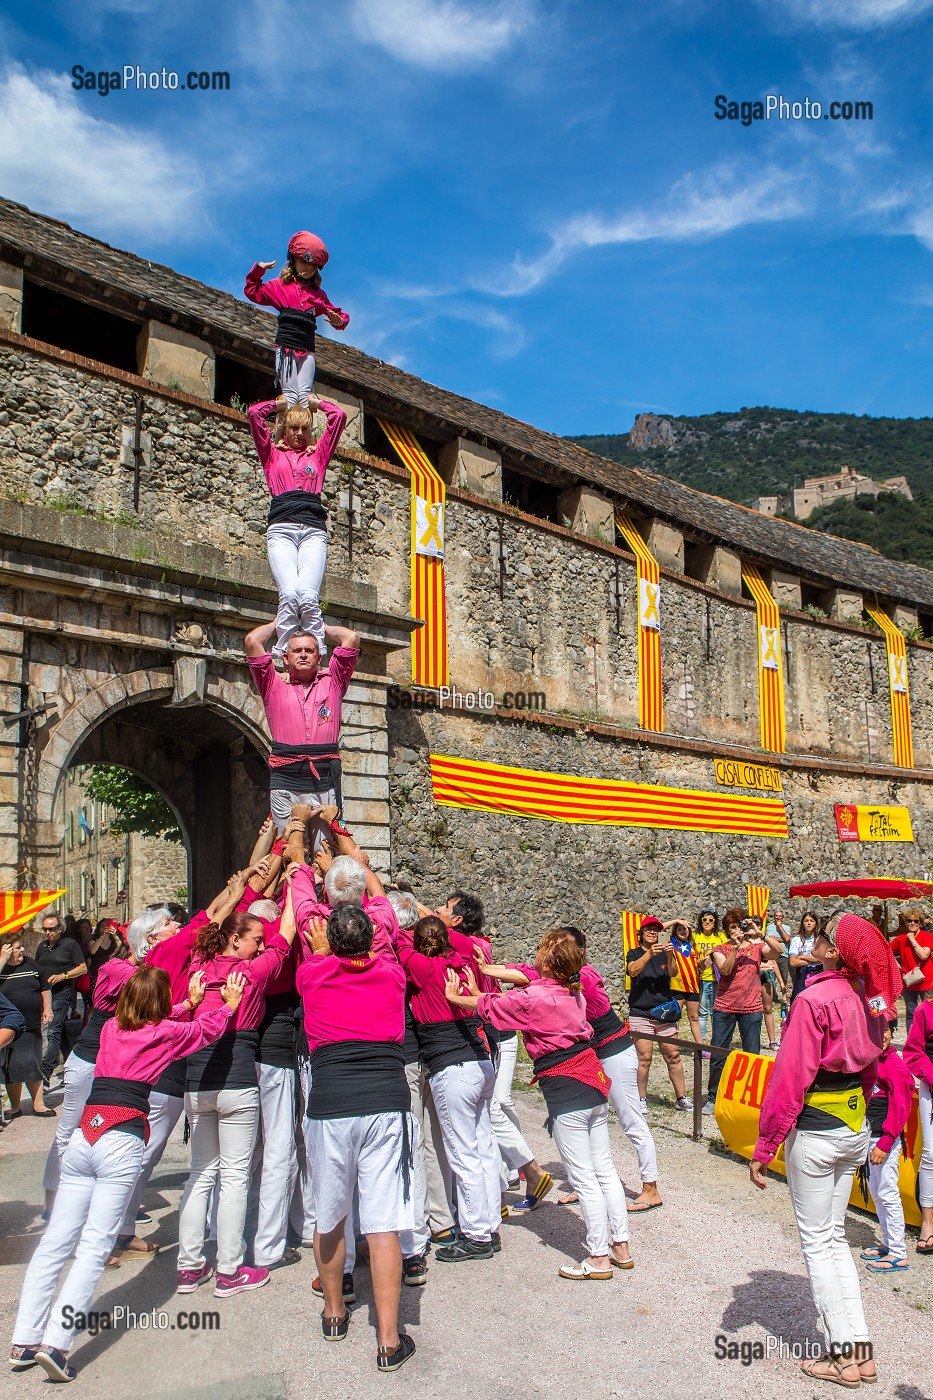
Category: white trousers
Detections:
[
  {"x1": 601, "y1": 1042, "x2": 659, "y2": 1185},
  {"x1": 15, "y1": 1130, "x2": 144, "y2": 1353},
  {"x1": 430, "y1": 1060, "x2": 500, "y2": 1242},
  {"x1": 269, "y1": 787, "x2": 338, "y2": 840},
  {"x1": 292, "y1": 1061, "x2": 356, "y2": 1268},
  {"x1": 490, "y1": 1036, "x2": 533, "y2": 1172},
  {"x1": 266, "y1": 522, "x2": 327, "y2": 660},
  {"x1": 275, "y1": 346, "x2": 316, "y2": 405},
  {"x1": 177, "y1": 1087, "x2": 260, "y2": 1276},
  {"x1": 784, "y1": 1125, "x2": 871, "y2": 1350},
  {"x1": 119, "y1": 1091, "x2": 185, "y2": 1235},
  {"x1": 405, "y1": 1060, "x2": 454, "y2": 1237},
  {"x1": 308, "y1": 1112, "x2": 421, "y2": 1239},
  {"x1": 42, "y1": 1053, "x2": 96, "y2": 1193},
  {"x1": 252, "y1": 1064, "x2": 298, "y2": 1267},
  {"x1": 551, "y1": 1104, "x2": 629, "y2": 1257},
  {"x1": 919, "y1": 1082, "x2": 933, "y2": 1208},
  {"x1": 867, "y1": 1137, "x2": 906, "y2": 1259}
]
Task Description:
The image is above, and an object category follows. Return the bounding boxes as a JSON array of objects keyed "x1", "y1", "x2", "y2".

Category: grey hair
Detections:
[
  {"x1": 125, "y1": 905, "x2": 172, "y2": 960},
  {"x1": 324, "y1": 855, "x2": 368, "y2": 908},
  {"x1": 386, "y1": 888, "x2": 419, "y2": 929},
  {"x1": 248, "y1": 899, "x2": 281, "y2": 922}
]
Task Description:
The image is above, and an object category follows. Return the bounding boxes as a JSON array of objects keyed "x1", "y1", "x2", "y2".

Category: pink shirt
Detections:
[
  {"x1": 395, "y1": 927, "x2": 469, "y2": 1024},
  {"x1": 903, "y1": 999, "x2": 933, "y2": 1087},
  {"x1": 870, "y1": 1044, "x2": 916, "y2": 1155},
  {"x1": 91, "y1": 957, "x2": 136, "y2": 1011},
  {"x1": 754, "y1": 971, "x2": 885, "y2": 1163},
  {"x1": 448, "y1": 928, "x2": 496, "y2": 995},
  {"x1": 476, "y1": 979, "x2": 592, "y2": 1062},
  {"x1": 96, "y1": 1006, "x2": 233, "y2": 1083},
  {"x1": 146, "y1": 911, "x2": 210, "y2": 1002},
  {"x1": 248, "y1": 398, "x2": 347, "y2": 497},
  {"x1": 297, "y1": 953, "x2": 406, "y2": 1050},
  {"x1": 189, "y1": 935, "x2": 290, "y2": 1033},
  {"x1": 247, "y1": 648, "x2": 357, "y2": 748},
  {"x1": 289, "y1": 863, "x2": 398, "y2": 961},
  {"x1": 234, "y1": 887, "x2": 293, "y2": 996},
  {"x1": 244, "y1": 264, "x2": 349, "y2": 330}
]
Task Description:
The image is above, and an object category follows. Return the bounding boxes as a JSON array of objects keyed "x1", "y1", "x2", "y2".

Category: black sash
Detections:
[
  {"x1": 275, "y1": 309, "x2": 316, "y2": 352},
  {"x1": 73, "y1": 1007, "x2": 112, "y2": 1065},
  {"x1": 589, "y1": 1007, "x2": 633, "y2": 1058},
  {"x1": 797, "y1": 1070, "x2": 862, "y2": 1132},
  {"x1": 268, "y1": 741, "x2": 342, "y2": 798},
  {"x1": 306, "y1": 1041, "x2": 409, "y2": 1120},
  {"x1": 415, "y1": 1017, "x2": 490, "y2": 1077},
  {"x1": 866, "y1": 1094, "x2": 889, "y2": 1137},
  {"x1": 532, "y1": 1043, "x2": 605, "y2": 1120},
  {"x1": 267, "y1": 489, "x2": 327, "y2": 530},
  {"x1": 185, "y1": 1030, "x2": 260, "y2": 1092},
  {"x1": 87, "y1": 1075, "x2": 151, "y2": 1113}
]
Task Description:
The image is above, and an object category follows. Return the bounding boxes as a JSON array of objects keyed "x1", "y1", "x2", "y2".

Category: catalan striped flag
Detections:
[
  {"x1": 0, "y1": 890, "x2": 66, "y2": 938},
  {"x1": 865, "y1": 606, "x2": 914, "y2": 769},
  {"x1": 378, "y1": 420, "x2": 449, "y2": 688},
  {"x1": 670, "y1": 943, "x2": 701, "y2": 994},
  {"x1": 745, "y1": 885, "x2": 770, "y2": 921},
  {"x1": 621, "y1": 910, "x2": 645, "y2": 989},
  {"x1": 742, "y1": 564, "x2": 786, "y2": 754},
  {"x1": 429, "y1": 753, "x2": 788, "y2": 836},
  {"x1": 615, "y1": 511, "x2": 663, "y2": 732}
]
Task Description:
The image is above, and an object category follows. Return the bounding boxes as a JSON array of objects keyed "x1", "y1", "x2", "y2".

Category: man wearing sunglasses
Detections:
[{"x1": 34, "y1": 917, "x2": 86, "y2": 1086}]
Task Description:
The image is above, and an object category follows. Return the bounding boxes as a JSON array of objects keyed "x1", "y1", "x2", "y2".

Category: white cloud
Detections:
[
  {"x1": 350, "y1": 0, "x2": 528, "y2": 69},
  {"x1": 0, "y1": 66, "x2": 204, "y2": 239},
  {"x1": 766, "y1": 0, "x2": 933, "y2": 28},
  {"x1": 489, "y1": 165, "x2": 807, "y2": 296}
]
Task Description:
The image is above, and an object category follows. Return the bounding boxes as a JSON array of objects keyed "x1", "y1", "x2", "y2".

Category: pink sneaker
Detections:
[
  {"x1": 177, "y1": 1264, "x2": 213, "y2": 1294},
  {"x1": 214, "y1": 1265, "x2": 269, "y2": 1297}
]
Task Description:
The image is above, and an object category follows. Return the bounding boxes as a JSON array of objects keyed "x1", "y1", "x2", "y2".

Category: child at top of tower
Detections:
[{"x1": 245, "y1": 231, "x2": 350, "y2": 407}]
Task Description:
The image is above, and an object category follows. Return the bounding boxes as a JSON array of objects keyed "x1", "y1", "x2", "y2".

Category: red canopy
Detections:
[{"x1": 789, "y1": 878, "x2": 933, "y2": 901}]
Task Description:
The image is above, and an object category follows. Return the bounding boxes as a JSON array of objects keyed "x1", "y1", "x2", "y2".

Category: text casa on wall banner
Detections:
[
  {"x1": 834, "y1": 804, "x2": 914, "y2": 843},
  {"x1": 713, "y1": 758, "x2": 782, "y2": 793}
]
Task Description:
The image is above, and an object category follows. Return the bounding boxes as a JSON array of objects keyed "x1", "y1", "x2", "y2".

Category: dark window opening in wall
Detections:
[
  {"x1": 501, "y1": 466, "x2": 562, "y2": 524},
  {"x1": 917, "y1": 611, "x2": 933, "y2": 641},
  {"x1": 21, "y1": 279, "x2": 140, "y2": 374},
  {"x1": 683, "y1": 540, "x2": 712, "y2": 583},
  {"x1": 214, "y1": 354, "x2": 274, "y2": 412},
  {"x1": 362, "y1": 413, "x2": 442, "y2": 469},
  {"x1": 799, "y1": 582, "x2": 826, "y2": 614}
]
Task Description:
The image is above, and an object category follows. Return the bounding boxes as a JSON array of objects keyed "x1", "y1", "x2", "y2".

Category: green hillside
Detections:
[{"x1": 569, "y1": 407, "x2": 933, "y2": 567}]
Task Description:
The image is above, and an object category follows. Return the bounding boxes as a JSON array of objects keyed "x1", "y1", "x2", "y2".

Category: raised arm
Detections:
[
  {"x1": 247, "y1": 399, "x2": 279, "y2": 469},
  {"x1": 323, "y1": 623, "x2": 361, "y2": 652},
  {"x1": 245, "y1": 620, "x2": 278, "y2": 659}
]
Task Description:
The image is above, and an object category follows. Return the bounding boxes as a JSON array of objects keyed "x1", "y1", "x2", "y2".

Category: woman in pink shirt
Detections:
[
  {"x1": 244, "y1": 230, "x2": 349, "y2": 408},
  {"x1": 11, "y1": 964, "x2": 243, "y2": 1383},
  {"x1": 447, "y1": 928, "x2": 633, "y2": 1282},
  {"x1": 175, "y1": 899, "x2": 297, "y2": 1299},
  {"x1": 750, "y1": 912, "x2": 901, "y2": 1388},
  {"x1": 903, "y1": 994, "x2": 933, "y2": 1254},
  {"x1": 247, "y1": 394, "x2": 347, "y2": 665}
]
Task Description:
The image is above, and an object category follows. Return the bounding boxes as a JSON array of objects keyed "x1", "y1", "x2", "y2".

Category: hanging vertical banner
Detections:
[
  {"x1": 742, "y1": 565, "x2": 786, "y2": 754},
  {"x1": 865, "y1": 606, "x2": 914, "y2": 769},
  {"x1": 378, "y1": 420, "x2": 449, "y2": 688},
  {"x1": 621, "y1": 909, "x2": 646, "y2": 989},
  {"x1": 614, "y1": 511, "x2": 663, "y2": 732},
  {"x1": 745, "y1": 884, "x2": 770, "y2": 920}
]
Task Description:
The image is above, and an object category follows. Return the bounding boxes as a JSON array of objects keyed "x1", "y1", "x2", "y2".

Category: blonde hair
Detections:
[
  {"x1": 274, "y1": 405, "x2": 313, "y2": 447},
  {"x1": 280, "y1": 259, "x2": 322, "y2": 288}
]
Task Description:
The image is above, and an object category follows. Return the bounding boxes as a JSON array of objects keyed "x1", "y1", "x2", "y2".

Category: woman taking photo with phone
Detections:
[{"x1": 626, "y1": 917, "x2": 692, "y2": 1113}]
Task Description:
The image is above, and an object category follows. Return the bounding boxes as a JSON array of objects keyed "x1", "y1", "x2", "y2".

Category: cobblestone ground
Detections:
[{"x1": 1, "y1": 1060, "x2": 930, "y2": 1400}]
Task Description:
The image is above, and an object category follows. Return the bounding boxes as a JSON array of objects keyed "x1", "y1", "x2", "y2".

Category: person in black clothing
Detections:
[
  {"x1": 84, "y1": 919, "x2": 123, "y2": 1002},
  {"x1": 34, "y1": 915, "x2": 87, "y2": 1084},
  {"x1": 0, "y1": 936, "x2": 54, "y2": 1115},
  {"x1": 626, "y1": 916, "x2": 691, "y2": 1110}
]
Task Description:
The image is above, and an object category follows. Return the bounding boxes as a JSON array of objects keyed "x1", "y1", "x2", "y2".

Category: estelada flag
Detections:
[
  {"x1": 0, "y1": 890, "x2": 66, "y2": 937},
  {"x1": 670, "y1": 945, "x2": 700, "y2": 995}
]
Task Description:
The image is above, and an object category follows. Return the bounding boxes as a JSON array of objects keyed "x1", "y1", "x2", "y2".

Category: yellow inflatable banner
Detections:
[{"x1": 714, "y1": 1050, "x2": 922, "y2": 1228}]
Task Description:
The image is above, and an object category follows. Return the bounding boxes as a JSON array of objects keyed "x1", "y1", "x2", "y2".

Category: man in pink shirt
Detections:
[{"x1": 245, "y1": 618, "x2": 360, "y2": 840}]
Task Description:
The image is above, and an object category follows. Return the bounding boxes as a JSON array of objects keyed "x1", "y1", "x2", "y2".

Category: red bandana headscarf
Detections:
[{"x1": 835, "y1": 913, "x2": 902, "y2": 1017}]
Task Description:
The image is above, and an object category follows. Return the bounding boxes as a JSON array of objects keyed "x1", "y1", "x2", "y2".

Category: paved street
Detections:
[{"x1": 2, "y1": 1067, "x2": 931, "y2": 1400}]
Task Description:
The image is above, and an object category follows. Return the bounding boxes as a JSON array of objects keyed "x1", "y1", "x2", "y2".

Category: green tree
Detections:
[{"x1": 82, "y1": 765, "x2": 184, "y2": 843}]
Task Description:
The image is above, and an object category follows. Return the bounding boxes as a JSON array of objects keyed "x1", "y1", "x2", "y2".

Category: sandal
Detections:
[
  {"x1": 557, "y1": 1193, "x2": 579, "y2": 1205},
  {"x1": 916, "y1": 1237, "x2": 933, "y2": 1255},
  {"x1": 859, "y1": 1246, "x2": 889, "y2": 1261},
  {"x1": 116, "y1": 1236, "x2": 160, "y2": 1255},
  {"x1": 865, "y1": 1256, "x2": 907, "y2": 1273},
  {"x1": 627, "y1": 1199, "x2": 663, "y2": 1213},
  {"x1": 558, "y1": 1259, "x2": 613, "y2": 1281},
  {"x1": 610, "y1": 1248, "x2": 634, "y2": 1270},
  {"x1": 800, "y1": 1356, "x2": 861, "y2": 1389}
]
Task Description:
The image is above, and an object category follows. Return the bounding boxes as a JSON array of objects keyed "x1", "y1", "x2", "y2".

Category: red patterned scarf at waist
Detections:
[
  {"x1": 532, "y1": 1046, "x2": 610, "y2": 1098},
  {"x1": 80, "y1": 1105, "x2": 151, "y2": 1146}
]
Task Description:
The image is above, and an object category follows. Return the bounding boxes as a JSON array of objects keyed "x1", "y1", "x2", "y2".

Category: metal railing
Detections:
[{"x1": 634, "y1": 1030, "x2": 736, "y2": 1142}]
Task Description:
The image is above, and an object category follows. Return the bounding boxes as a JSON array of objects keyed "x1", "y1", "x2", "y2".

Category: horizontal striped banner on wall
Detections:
[
  {"x1": 430, "y1": 754, "x2": 788, "y2": 836},
  {"x1": 865, "y1": 606, "x2": 913, "y2": 770}
]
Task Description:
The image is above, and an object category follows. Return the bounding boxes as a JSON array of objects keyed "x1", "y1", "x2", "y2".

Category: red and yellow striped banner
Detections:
[
  {"x1": 866, "y1": 606, "x2": 913, "y2": 769},
  {"x1": 378, "y1": 420, "x2": 449, "y2": 688},
  {"x1": 670, "y1": 947, "x2": 700, "y2": 995},
  {"x1": 745, "y1": 884, "x2": 770, "y2": 920},
  {"x1": 742, "y1": 565, "x2": 786, "y2": 754},
  {"x1": 615, "y1": 511, "x2": 663, "y2": 731},
  {"x1": 0, "y1": 890, "x2": 66, "y2": 937},
  {"x1": 621, "y1": 910, "x2": 645, "y2": 989},
  {"x1": 429, "y1": 754, "x2": 788, "y2": 836}
]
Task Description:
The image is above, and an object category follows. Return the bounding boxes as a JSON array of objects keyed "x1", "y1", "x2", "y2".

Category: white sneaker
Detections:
[
  {"x1": 639, "y1": 1098, "x2": 648, "y2": 1114},
  {"x1": 674, "y1": 1096, "x2": 693, "y2": 1111},
  {"x1": 702, "y1": 1100, "x2": 716, "y2": 1115}
]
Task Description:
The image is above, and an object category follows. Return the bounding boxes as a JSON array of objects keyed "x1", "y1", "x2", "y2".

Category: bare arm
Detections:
[
  {"x1": 245, "y1": 621, "x2": 277, "y2": 658},
  {"x1": 323, "y1": 623, "x2": 361, "y2": 651},
  {"x1": 248, "y1": 817, "x2": 276, "y2": 868}
]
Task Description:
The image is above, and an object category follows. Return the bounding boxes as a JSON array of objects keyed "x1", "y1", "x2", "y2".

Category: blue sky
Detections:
[{"x1": 1, "y1": 0, "x2": 933, "y2": 434}]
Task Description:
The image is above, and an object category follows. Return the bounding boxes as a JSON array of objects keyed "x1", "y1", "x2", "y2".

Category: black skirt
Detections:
[{"x1": 3, "y1": 1027, "x2": 43, "y2": 1084}]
